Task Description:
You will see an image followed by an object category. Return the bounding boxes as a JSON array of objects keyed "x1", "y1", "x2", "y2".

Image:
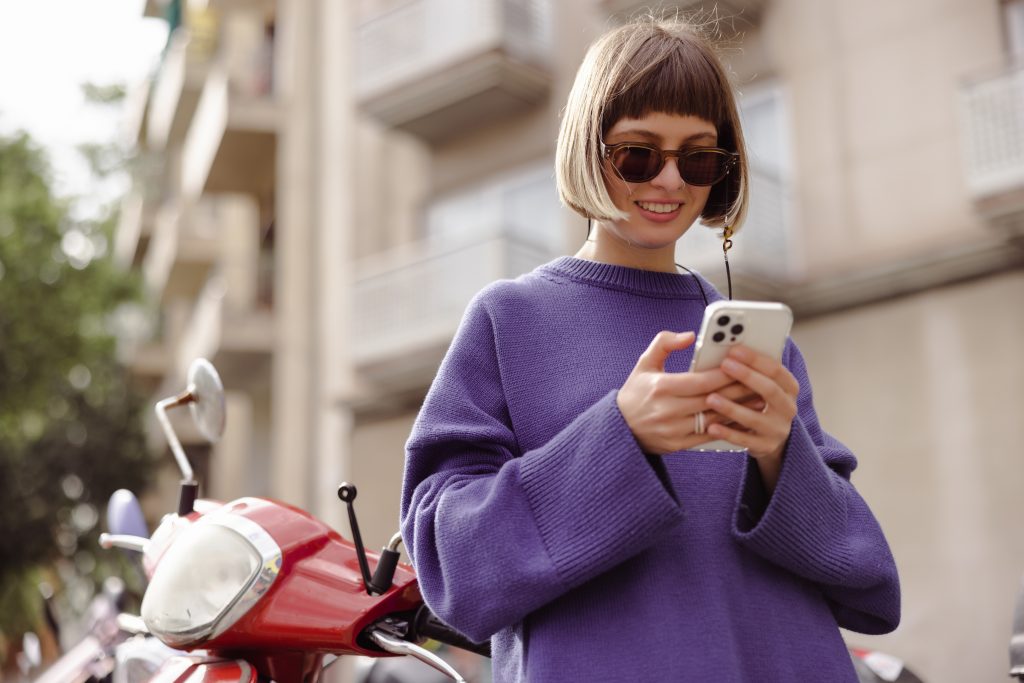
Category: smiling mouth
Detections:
[{"x1": 636, "y1": 201, "x2": 681, "y2": 214}]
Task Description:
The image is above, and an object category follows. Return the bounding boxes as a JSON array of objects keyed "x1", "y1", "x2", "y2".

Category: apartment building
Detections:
[{"x1": 116, "y1": 0, "x2": 1024, "y2": 680}]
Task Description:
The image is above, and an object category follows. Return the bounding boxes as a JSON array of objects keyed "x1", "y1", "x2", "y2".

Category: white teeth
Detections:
[{"x1": 637, "y1": 201, "x2": 680, "y2": 214}]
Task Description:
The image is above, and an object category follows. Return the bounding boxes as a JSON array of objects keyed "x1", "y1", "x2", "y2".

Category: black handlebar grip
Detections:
[{"x1": 413, "y1": 605, "x2": 492, "y2": 658}]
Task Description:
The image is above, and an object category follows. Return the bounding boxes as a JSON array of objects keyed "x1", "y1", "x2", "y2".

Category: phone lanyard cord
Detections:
[
  {"x1": 677, "y1": 225, "x2": 734, "y2": 306},
  {"x1": 675, "y1": 262, "x2": 709, "y2": 307},
  {"x1": 722, "y1": 225, "x2": 734, "y2": 301},
  {"x1": 586, "y1": 216, "x2": 729, "y2": 306}
]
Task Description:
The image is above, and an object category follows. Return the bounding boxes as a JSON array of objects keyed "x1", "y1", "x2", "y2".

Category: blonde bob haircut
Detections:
[{"x1": 555, "y1": 16, "x2": 749, "y2": 232}]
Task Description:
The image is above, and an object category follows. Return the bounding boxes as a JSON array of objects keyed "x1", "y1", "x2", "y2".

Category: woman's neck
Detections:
[{"x1": 574, "y1": 232, "x2": 678, "y2": 274}]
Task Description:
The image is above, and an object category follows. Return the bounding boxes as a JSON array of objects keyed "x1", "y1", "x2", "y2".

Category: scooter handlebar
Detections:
[{"x1": 413, "y1": 606, "x2": 492, "y2": 658}]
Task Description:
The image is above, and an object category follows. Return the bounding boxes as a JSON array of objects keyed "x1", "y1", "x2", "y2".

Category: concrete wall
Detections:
[
  {"x1": 766, "y1": 0, "x2": 1001, "y2": 276},
  {"x1": 350, "y1": 412, "x2": 418, "y2": 551},
  {"x1": 793, "y1": 270, "x2": 1024, "y2": 681}
]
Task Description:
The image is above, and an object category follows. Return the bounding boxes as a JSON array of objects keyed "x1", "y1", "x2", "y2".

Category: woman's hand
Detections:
[
  {"x1": 703, "y1": 344, "x2": 801, "y2": 490},
  {"x1": 617, "y1": 331, "x2": 761, "y2": 455}
]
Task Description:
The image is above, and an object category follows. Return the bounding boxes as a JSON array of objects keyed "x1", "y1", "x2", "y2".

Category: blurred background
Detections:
[{"x1": 1, "y1": 0, "x2": 1022, "y2": 681}]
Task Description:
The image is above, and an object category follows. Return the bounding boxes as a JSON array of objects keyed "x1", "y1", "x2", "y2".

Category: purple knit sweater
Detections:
[{"x1": 401, "y1": 256, "x2": 900, "y2": 682}]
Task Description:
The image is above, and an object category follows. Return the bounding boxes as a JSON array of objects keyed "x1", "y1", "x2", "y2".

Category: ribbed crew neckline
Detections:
[{"x1": 540, "y1": 256, "x2": 709, "y2": 299}]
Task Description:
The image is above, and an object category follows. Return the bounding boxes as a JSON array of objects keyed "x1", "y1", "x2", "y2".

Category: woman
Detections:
[{"x1": 400, "y1": 15, "x2": 900, "y2": 682}]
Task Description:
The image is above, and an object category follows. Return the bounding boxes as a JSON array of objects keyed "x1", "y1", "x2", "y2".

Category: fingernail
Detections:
[
  {"x1": 721, "y1": 358, "x2": 741, "y2": 372},
  {"x1": 707, "y1": 393, "x2": 722, "y2": 407},
  {"x1": 729, "y1": 346, "x2": 751, "y2": 361}
]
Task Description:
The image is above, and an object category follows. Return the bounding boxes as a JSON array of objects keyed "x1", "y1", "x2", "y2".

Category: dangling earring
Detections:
[{"x1": 722, "y1": 225, "x2": 734, "y2": 300}]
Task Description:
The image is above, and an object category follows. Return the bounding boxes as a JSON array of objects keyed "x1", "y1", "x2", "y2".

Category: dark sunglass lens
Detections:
[
  {"x1": 680, "y1": 151, "x2": 728, "y2": 186},
  {"x1": 613, "y1": 147, "x2": 661, "y2": 182}
]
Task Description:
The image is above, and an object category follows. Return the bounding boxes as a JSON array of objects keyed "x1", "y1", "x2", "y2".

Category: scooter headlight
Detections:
[{"x1": 141, "y1": 513, "x2": 281, "y2": 647}]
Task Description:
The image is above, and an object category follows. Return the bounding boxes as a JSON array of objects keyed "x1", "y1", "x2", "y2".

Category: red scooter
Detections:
[{"x1": 99, "y1": 359, "x2": 487, "y2": 683}]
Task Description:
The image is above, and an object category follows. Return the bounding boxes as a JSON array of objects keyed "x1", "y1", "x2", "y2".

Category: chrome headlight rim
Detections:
[{"x1": 143, "y1": 511, "x2": 282, "y2": 648}]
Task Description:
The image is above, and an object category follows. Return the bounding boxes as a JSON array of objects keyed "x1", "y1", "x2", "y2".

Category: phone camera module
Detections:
[
  {"x1": 712, "y1": 331, "x2": 726, "y2": 343},
  {"x1": 717, "y1": 315, "x2": 730, "y2": 327},
  {"x1": 731, "y1": 324, "x2": 744, "y2": 335}
]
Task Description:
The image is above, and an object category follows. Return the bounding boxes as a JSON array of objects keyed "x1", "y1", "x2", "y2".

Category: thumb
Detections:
[{"x1": 636, "y1": 331, "x2": 695, "y2": 372}]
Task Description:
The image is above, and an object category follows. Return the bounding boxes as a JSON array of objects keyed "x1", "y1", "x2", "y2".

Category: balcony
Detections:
[
  {"x1": 602, "y1": 0, "x2": 766, "y2": 24},
  {"x1": 122, "y1": 77, "x2": 154, "y2": 148},
  {"x1": 352, "y1": 232, "x2": 555, "y2": 388},
  {"x1": 961, "y1": 63, "x2": 1024, "y2": 235},
  {"x1": 352, "y1": 163, "x2": 561, "y2": 388},
  {"x1": 176, "y1": 277, "x2": 274, "y2": 390},
  {"x1": 147, "y1": 27, "x2": 216, "y2": 151},
  {"x1": 142, "y1": 200, "x2": 220, "y2": 306},
  {"x1": 114, "y1": 190, "x2": 156, "y2": 269},
  {"x1": 114, "y1": 303, "x2": 170, "y2": 393},
  {"x1": 356, "y1": 0, "x2": 553, "y2": 142},
  {"x1": 180, "y1": 59, "x2": 278, "y2": 201}
]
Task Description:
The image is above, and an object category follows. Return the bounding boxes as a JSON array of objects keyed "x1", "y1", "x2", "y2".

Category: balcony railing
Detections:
[
  {"x1": 961, "y1": 63, "x2": 1024, "y2": 208},
  {"x1": 352, "y1": 232, "x2": 556, "y2": 383},
  {"x1": 356, "y1": 0, "x2": 553, "y2": 141},
  {"x1": 146, "y1": 25, "x2": 217, "y2": 151},
  {"x1": 425, "y1": 162, "x2": 563, "y2": 250},
  {"x1": 142, "y1": 200, "x2": 220, "y2": 305}
]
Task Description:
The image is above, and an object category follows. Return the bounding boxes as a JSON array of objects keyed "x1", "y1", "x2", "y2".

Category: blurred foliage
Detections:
[
  {"x1": 80, "y1": 83, "x2": 126, "y2": 105},
  {"x1": 78, "y1": 82, "x2": 133, "y2": 179},
  {"x1": 0, "y1": 105, "x2": 152, "y2": 648}
]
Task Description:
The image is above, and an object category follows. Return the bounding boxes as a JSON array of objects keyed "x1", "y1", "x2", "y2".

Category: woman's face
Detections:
[{"x1": 598, "y1": 112, "x2": 718, "y2": 255}]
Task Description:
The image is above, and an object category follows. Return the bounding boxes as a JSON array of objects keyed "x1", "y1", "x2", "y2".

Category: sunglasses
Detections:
[{"x1": 601, "y1": 142, "x2": 739, "y2": 186}]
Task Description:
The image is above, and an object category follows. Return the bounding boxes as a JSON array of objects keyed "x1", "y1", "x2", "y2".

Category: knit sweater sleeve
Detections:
[
  {"x1": 400, "y1": 291, "x2": 683, "y2": 643},
  {"x1": 732, "y1": 340, "x2": 901, "y2": 635}
]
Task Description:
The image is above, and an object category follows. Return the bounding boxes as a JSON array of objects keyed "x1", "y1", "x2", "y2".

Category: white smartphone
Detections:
[{"x1": 688, "y1": 300, "x2": 794, "y2": 452}]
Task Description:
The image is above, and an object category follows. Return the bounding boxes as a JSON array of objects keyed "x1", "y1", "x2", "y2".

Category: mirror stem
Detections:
[
  {"x1": 156, "y1": 389, "x2": 200, "y2": 516},
  {"x1": 155, "y1": 390, "x2": 196, "y2": 483}
]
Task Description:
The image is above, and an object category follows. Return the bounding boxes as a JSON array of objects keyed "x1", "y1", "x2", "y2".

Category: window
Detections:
[{"x1": 1005, "y1": 0, "x2": 1024, "y2": 61}]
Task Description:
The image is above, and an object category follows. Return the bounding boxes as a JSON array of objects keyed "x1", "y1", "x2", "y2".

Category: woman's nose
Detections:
[{"x1": 649, "y1": 156, "x2": 685, "y2": 191}]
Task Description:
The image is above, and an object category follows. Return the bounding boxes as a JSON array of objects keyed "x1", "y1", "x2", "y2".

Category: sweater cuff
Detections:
[
  {"x1": 519, "y1": 390, "x2": 684, "y2": 586},
  {"x1": 732, "y1": 417, "x2": 853, "y2": 584},
  {"x1": 735, "y1": 456, "x2": 769, "y2": 531}
]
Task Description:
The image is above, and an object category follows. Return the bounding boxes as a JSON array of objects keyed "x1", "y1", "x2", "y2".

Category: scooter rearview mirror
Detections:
[
  {"x1": 155, "y1": 358, "x2": 226, "y2": 516},
  {"x1": 107, "y1": 489, "x2": 149, "y2": 539},
  {"x1": 187, "y1": 358, "x2": 226, "y2": 444}
]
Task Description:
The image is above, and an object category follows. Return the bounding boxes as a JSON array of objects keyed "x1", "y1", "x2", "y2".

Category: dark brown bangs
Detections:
[{"x1": 601, "y1": 37, "x2": 730, "y2": 139}]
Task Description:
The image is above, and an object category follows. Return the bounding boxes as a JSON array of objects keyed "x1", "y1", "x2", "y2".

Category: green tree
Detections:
[{"x1": 0, "y1": 126, "x2": 152, "y2": 650}]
